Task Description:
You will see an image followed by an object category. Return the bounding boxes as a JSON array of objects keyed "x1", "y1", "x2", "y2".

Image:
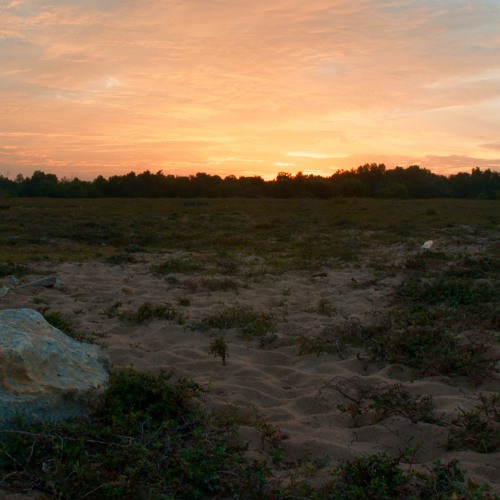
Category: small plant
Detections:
[
  {"x1": 209, "y1": 335, "x2": 229, "y2": 365},
  {"x1": 102, "y1": 301, "x2": 122, "y2": 318},
  {"x1": 177, "y1": 296, "x2": 191, "y2": 307},
  {"x1": 316, "y1": 298, "x2": 336, "y2": 317},
  {"x1": 447, "y1": 393, "x2": 500, "y2": 453}
]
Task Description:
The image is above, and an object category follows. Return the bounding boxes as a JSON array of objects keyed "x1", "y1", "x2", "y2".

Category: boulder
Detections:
[{"x1": 0, "y1": 308, "x2": 109, "y2": 425}]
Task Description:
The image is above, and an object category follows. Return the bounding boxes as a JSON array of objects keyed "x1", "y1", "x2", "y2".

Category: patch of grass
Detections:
[
  {"x1": 151, "y1": 257, "x2": 202, "y2": 275},
  {"x1": 201, "y1": 276, "x2": 241, "y2": 292},
  {"x1": 305, "y1": 298, "x2": 336, "y2": 317},
  {"x1": 193, "y1": 304, "x2": 278, "y2": 347},
  {"x1": 447, "y1": 393, "x2": 500, "y2": 453},
  {"x1": 397, "y1": 276, "x2": 498, "y2": 309},
  {"x1": 404, "y1": 251, "x2": 451, "y2": 273},
  {"x1": 42, "y1": 310, "x2": 75, "y2": 336},
  {"x1": 102, "y1": 301, "x2": 123, "y2": 319},
  {"x1": 0, "y1": 262, "x2": 31, "y2": 277},
  {"x1": 119, "y1": 302, "x2": 182, "y2": 325},
  {"x1": 42, "y1": 310, "x2": 100, "y2": 344},
  {"x1": 103, "y1": 253, "x2": 138, "y2": 265},
  {"x1": 320, "y1": 377, "x2": 438, "y2": 425}
]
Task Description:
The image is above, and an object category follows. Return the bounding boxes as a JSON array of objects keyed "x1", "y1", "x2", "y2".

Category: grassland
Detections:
[{"x1": 1, "y1": 197, "x2": 498, "y2": 265}]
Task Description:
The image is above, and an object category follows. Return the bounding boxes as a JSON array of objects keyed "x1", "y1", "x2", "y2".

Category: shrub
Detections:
[
  {"x1": 0, "y1": 368, "x2": 270, "y2": 499},
  {"x1": 209, "y1": 335, "x2": 229, "y2": 365},
  {"x1": 447, "y1": 393, "x2": 500, "y2": 453},
  {"x1": 320, "y1": 377, "x2": 438, "y2": 425}
]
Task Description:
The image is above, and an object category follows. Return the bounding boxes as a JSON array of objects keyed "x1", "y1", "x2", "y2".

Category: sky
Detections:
[{"x1": 1, "y1": 0, "x2": 500, "y2": 181}]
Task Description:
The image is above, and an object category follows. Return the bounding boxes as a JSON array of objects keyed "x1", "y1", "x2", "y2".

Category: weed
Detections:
[
  {"x1": 447, "y1": 393, "x2": 500, "y2": 453},
  {"x1": 209, "y1": 335, "x2": 229, "y2": 365}
]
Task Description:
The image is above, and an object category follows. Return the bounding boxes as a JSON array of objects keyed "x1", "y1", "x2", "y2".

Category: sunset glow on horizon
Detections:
[{"x1": 1, "y1": 0, "x2": 500, "y2": 181}]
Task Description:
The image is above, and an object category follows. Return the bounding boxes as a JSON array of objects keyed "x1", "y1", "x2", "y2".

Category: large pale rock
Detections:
[{"x1": 0, "y1": 308, "x2": 109, "y2": 425}]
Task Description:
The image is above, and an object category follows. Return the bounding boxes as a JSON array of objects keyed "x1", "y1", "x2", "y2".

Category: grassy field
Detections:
[
  {"x1": 1, "y1": 197, "x2": 498, "y2": 264},
  {"x1": 1, "y1": 197, "x2": 499, "y2": 498}
]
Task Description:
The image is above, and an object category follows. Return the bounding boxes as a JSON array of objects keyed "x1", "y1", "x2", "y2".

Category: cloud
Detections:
[
  {"x1": 480, "y1": 142, "x2": 500, "y2": 152},
  {"x1": 1, "y1": 0, "x2": 499, "y2": 179}
]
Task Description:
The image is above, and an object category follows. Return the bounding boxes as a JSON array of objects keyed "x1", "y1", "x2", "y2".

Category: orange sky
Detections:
[{"x1": 1, "y1": 0, "x2": 500, "y2": 180}]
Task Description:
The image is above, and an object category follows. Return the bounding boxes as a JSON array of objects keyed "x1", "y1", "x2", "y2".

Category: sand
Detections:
[{"x1": 1, "y1": 251, "x2": 499, "y2": 496}]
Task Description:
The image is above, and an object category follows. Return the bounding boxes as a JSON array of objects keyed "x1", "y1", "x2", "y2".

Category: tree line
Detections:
[{"x1": 0, "y1": 164, "x2": 499, "y2": 199}]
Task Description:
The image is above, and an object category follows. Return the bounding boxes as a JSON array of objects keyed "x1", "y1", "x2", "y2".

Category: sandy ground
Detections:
[{"x1": 1, "y1": 251, "x2": 499, "y2": 496}]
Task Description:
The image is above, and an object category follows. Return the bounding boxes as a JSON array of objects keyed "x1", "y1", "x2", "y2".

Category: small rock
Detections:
[
  {"x1": 6, "y1": 275, "x2": 19, "y2": 286},
  {"x1": 0, "y1": 287, "x2": 9, "y2": 298}
]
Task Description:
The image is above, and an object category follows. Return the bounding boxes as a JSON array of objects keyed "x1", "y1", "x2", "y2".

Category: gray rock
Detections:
[
  {"x1": 0, "y1": 287, "x2": 8, "y2": 298},
  {"x1": 0, "y1": 308, "x2": 109, "y2": 425}
]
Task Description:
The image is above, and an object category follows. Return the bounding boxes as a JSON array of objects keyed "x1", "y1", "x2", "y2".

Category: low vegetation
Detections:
[
  {"x1": 320, "y1": 377, "x2": 438, "y2": 425},
  {"x1": 0, "y1": 369, "x2": 495, "y2": 499},
  {"x1": 447, "y1": 393, "x2": 500, "y2": 453},
  {"x1": 192, "y1": 304, "x2": 278, "y2": 347},
  {"x1": 0, "y1": 197, "x2": 498, "y2": 496}
]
